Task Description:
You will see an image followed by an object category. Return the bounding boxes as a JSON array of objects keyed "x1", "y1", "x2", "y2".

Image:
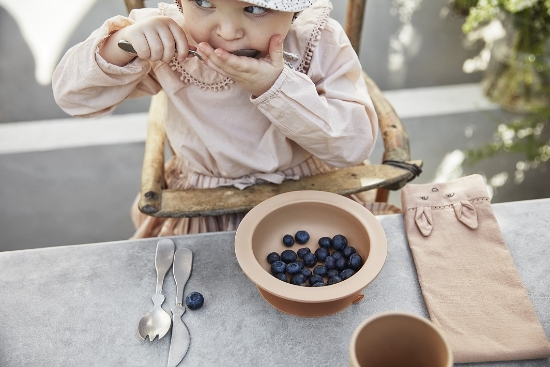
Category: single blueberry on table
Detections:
[
  {"x1": 301, "y1": 267, "x2": 312, "y2": 279},
  {"x1": 335, "y1": 258, "x2": 347, "y2": 271},
  {"x1": 280, "y1": 249, "x2": 297, "y2": 263},
  {"x1": 331, "y1": 251, "x2": 344, "y2": 261},
  {"x1": 271, "y1": 260, "x2": 286, "y2": 275},
  {"x1": 332, "y1": 234, "x2": 348, "y2": 251},
  {"x1": 303, "y1": 252, "x2": 317, "y2": 267},
  {"x1": 266, "y1": 252, "x2": 280, "y2": 264},
  {"x1": 325, "y1": 256, "x2": 336, "y2": 270},
  {"x1": 327, "y1": 276, "x2": 342, "y2": 285},
  {"x1": 314, "y1": 247, "x2": 329, "y2": 262},
  {"x1": 343, "y1": 246, "x2": 357, "y2": 259},
  {"x1": 282, "y1": 234, "x2": 295, "y2": 247},
  {"x1": 290, "y1": 273, "x2": 307, "y2": 285},
  {"x1": 318, "y1": 237, "x2": 332, "y2": 249},
  {"x1": 348, "y1": 253, "x2": 363, "y2": 271},
  {"x1": 309, "y1": 274, "x2": 324, "y2": 286},
  {"x1": 297, "y1": 247, "x2": 311, "y2": 259},
  {"x1": 313, "y1": 265, "x2": 328, "y2": 277},
  {"x1": 295, "y1": 230, "x2": 310, "y2": 244},
  {"x1": 339, "y1": 268, "x2": 355, "y2": 280},
  {"x1": 185, "y1": 291, "x2": 204, "y2": 310},
  {"x1": 286, "y1": 262, "x2": 303, "y2": 275}
]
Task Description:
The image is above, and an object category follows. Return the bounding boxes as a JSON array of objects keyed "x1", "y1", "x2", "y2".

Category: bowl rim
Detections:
[{"x1": 234, "y1": 190, "x2": 387, "y2": 303}]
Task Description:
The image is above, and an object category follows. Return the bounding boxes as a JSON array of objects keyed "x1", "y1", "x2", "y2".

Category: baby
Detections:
[{"x1": 53, "y1": 0, "x2": 379, "y2": 237}]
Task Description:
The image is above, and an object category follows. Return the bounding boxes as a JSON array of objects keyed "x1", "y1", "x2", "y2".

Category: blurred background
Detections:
[{"x1": 1, "y1": 0, "x2": 548, "y2": 251}]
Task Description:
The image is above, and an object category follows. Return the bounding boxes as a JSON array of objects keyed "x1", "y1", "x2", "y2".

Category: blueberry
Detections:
[
  {"x1": 290, "y1": 273, "x2": 307, "y2": 285},
  {"x1": 286, "y1": 262, "x2": 303, "y2": 275},
  {"x1": 327, "y1": 276, "x2": 342, "y2": 285},
  {"x1": 325, "y1": 256, "x2": 336, "y2": 270},
  {"x1": 301, "y1": 267, "x2": 312, "y2": 279},
  {"x1": 348, "y1": 253, "x2": 363, "y2": 271},
  {"x1": 327, "y1": 269, "x2": 339, "y2": 279},
  {"x1": 312, "y1": 282, "x2": 326, "y2": 287},
  {"x1": 314, "y1": 247, "x2": 329, "y2": 262},
  {"x1": 343, "y1": 246, "x2": 357, "y2": 259},
  {"x1": 332, "y1": 234, "x2": 348, "y2": 251},
  {"x1": 313, "y1": 265, "x2": 328, "y2": 277},
  {"x1": 185, "y1": 292, "x2": 204, "y2": 310},
  {"x1": 309, "y1": 274, "x2": 324, "y2": 286},
  {"x1": 282, "y1": 234, "x2": 295, "y2": 247},
  {"x1": 318, "y1": 237, "x2": 332, "y2": 249},
  {"x1": 266, "y1": 252, "x2": 280, "y2": 264},
  {"x1": 331, "y1": 251, "x2": 344, "y2": 261},
  {"x1": 295, "y1": 230, "x2": 310, "y2": 244},
  {"x1": 340, "y1": 268, "x2": 355, "y2": 280},
  {"x1": 274, "y1": 273, "x2": 288, "y2": 282},
  {"x1": 280, "y1": 250, "x2": 297, "y2": 263},
  {"x1": 297, "y1": 247, "x2": 311, "y2": 259},
  {"x1": 271, "y1": 260, "x2": 286, "y2": 275},
  {"x1": 303, "y1": 252, "x2": 317, "y2": 267},
  {"x1": 335, "y1": 258, "x2": 347, "y2": 271}
]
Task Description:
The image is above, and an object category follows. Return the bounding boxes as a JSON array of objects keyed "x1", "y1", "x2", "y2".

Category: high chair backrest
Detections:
[{"x1": 123, "y1": 0, "x2": 422, "y2": 217}]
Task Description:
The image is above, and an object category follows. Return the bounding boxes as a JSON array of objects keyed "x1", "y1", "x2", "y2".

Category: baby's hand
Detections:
[
  {"x1": 196, "y1": 35, "x2": 285, "y2": 97},
  {"x1": 119, "y1": 16, "x2": 189, "y2": 63}
]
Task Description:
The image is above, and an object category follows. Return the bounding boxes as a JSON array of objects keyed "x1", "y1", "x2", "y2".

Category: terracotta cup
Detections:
[{"x1": 349, "y1": 312, "x2": 453, "y2": 367}]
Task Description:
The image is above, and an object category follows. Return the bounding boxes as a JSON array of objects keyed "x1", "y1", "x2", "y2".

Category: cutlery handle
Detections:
[
  {"x1": 155, "y1": 239, "x2": 176, "y2": 293},
  {"x1": 173, "y1": 248, "x2": 193, "y2": 305}
]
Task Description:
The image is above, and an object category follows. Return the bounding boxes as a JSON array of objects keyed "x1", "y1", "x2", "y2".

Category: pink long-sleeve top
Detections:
[{"x1": 52, "y1": 0, "x2": 378, "y2": 182}]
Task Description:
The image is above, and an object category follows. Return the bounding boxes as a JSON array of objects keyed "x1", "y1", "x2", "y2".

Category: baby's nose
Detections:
[{"x1": 216, "y1": 20, "x2": 245, "y2": 41}]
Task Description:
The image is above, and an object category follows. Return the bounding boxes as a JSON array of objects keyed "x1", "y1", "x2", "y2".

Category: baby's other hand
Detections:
[
  {"x1": 121, "y1": 16, "x2": 189, "y2": 63},
  {"x1": 196, "y1": 35, "x2": 285, "y2": 97}
]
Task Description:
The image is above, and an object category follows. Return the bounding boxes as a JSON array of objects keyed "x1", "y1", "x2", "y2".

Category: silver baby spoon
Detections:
[{"x1": 117, "y1": 40, "x2": 259, "y2": 60}]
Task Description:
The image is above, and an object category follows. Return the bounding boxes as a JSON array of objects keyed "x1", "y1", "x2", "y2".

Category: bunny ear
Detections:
[
  {"x1": 415, "y1": 206, "x2": 433, "y2": 237},
  {"x1": 453, "y1": 200, "x2": 479, "y2": 229}
]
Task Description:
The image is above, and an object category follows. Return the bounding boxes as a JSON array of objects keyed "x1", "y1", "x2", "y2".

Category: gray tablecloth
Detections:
[{"x1": 1, "y1": 199, "x2": 549, "y2": 367}]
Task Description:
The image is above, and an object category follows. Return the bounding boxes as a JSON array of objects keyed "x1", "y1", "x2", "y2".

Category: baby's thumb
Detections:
[{"x1": 268, "y1": 35, "x2": 284, "y2": 66}]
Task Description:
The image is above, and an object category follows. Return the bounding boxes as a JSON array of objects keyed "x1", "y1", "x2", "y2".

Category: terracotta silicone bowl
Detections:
[{"x1": 235, "y1": 190, "x2": 387, "y2": 317}]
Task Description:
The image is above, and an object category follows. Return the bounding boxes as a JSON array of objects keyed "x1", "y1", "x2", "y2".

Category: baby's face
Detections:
[{"x1": 180, "y1": 0, "x2": 295, "y2": 58}]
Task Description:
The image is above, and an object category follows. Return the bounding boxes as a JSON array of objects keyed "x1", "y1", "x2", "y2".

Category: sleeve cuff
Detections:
[
  {"x1": 93, "y1": 15, "x2": 148, "y2": 73},
  {"x1": 250, "y1": 65, "x2": 293, "y2": 105}
]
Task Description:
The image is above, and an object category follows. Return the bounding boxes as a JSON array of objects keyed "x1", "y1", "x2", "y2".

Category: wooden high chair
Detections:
[{"x1": 124, "y1": 0, "x2": 422, "y2": 218}]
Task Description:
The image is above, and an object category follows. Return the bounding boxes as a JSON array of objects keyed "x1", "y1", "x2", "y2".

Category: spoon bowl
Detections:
[{"x1": 230, "y1": 49, "x2": 260, "y2": 58}]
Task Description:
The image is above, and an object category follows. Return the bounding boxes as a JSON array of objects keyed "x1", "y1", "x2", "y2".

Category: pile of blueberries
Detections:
[{"x1": 266, "y1": 230, "x2": 363, "y2": 287}]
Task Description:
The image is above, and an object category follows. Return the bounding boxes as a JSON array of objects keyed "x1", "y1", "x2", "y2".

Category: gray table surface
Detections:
[{"x1": 1, "y1": 199, "x2": 549, "y2": 367}]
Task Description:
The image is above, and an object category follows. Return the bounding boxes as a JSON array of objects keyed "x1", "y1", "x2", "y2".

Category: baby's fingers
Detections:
[
  {"x1": 198, "y1": 43, "x2": 251, "y2": 76},
  {"x1": 169, "y1": 22, "x2": 189, "y2": 62}
]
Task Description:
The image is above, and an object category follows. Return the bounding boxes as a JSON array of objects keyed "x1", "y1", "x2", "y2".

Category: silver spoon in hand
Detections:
[{"x1": 117, "y1": 40, "x2": 259, "y2": 60}]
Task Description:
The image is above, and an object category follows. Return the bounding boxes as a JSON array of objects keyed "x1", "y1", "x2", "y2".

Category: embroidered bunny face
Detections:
[{"x1": 414, "y1": 185, "x2": 479, "y2": 237}]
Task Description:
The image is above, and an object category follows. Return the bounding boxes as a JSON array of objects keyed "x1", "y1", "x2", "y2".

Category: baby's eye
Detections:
[
  {"x1": 193, "y1": 0, "x2": 213, "y2": 8},
  {"x1": 244, "y1": 6, "x2": 268, "y2": 14}
]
